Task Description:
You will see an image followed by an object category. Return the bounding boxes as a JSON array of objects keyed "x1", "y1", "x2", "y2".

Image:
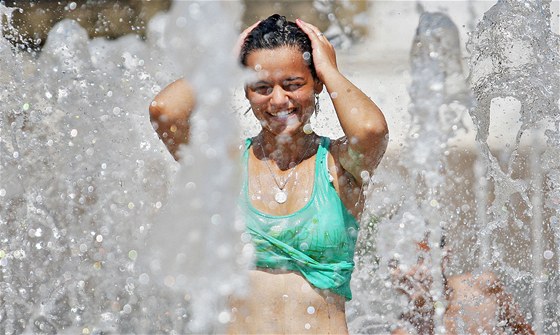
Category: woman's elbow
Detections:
[{"x1": 361, "y1": 119, "x2": 389, "y2": 147}]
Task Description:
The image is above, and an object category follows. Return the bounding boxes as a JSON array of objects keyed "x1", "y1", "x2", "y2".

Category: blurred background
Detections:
[{"x1": 2, "y1": 0, "x2": 368, "y2": 49}]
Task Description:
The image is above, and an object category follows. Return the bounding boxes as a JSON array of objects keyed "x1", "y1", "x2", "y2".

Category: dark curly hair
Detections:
[{"x1": 239, "y1": 14, "x2": 317, "y2": 80}]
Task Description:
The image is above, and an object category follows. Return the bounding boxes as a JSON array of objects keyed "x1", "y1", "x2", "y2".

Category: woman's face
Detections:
[{"x1": 245, "y1": 46, "x2": 322, "y2": 138}]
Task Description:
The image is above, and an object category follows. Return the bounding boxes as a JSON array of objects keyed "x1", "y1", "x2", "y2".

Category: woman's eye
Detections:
[
  {"x1": 285, "y1": 83, "x2": 303, "y2": 91},
  {"x1": 253, "y1": 86, "x2": 272, "y2": 95}
]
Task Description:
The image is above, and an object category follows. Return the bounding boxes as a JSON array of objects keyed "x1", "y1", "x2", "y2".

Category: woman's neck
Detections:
[{"x1": 256, "y1": 131, "x2": 318, "y2": 171}]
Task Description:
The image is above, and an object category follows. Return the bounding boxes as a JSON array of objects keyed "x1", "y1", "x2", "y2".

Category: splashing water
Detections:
[
  {"x1": 349, "y1": 10, "x2": 472, "y2": 334},
  {"x1": 467, "y1": 0, "x2": 560, "y2": 332},
  {"x1": 350, "y1": 1, "x2": 559, "y2": 333},
  {"x1": 0, "y1": 1, "x2": 243, "y2": 333}
]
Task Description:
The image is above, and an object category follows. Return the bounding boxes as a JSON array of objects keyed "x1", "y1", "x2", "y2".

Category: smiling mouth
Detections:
[{"x1": 268, "y1": 110, "x2": 297, "y2": 118}]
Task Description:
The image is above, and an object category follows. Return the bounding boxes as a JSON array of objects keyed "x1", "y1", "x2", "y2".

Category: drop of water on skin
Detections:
[{"x1": 218, "y1": 311, "x2": 230, "y2": 324}]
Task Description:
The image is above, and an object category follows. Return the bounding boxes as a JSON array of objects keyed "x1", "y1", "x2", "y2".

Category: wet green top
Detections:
[{"x1": 240, "y1": 136, "x2": 359, "y2": 300}]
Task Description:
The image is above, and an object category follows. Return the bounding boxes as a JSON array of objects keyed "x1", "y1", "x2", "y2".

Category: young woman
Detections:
[{"x1": 150, "y1": 14, "x2": 388, "y2": 334}]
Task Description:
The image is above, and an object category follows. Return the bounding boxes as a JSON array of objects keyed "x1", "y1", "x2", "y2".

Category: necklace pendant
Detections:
[{"x1": 274, "y1": 189, "x2": 288, "y2": 204}]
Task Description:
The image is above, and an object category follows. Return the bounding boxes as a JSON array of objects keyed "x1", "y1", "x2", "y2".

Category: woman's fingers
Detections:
[
  {"x1": 295, "y1": 18, "x2": 337, "y2": 81},
  {"x1": 233, "y1": 20, "x2": 261, "y2": 59},
  {"x1": 295, "y1": 18, "x2": 323, "y2": 41}
]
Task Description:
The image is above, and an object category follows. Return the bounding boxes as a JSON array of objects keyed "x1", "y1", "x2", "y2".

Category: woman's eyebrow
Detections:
[
  {"x1": 249, "y1": 80, "x2": 270, "y2": 85},
  {"x1": 283, "y1": 77, "x2": 305, "y2": 82}
]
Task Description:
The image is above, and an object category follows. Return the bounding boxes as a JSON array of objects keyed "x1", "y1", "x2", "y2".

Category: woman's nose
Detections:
[{"x1": 270, "y1": 86, "x2": 289, "y2": 106}]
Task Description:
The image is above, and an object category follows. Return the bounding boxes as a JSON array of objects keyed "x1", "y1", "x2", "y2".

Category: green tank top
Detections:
[{"x1": 240, "y1": 136, "x2": 359, "y2": 300}]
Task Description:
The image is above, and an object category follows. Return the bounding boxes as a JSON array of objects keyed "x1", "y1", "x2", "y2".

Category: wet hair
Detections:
[{"x1": 239, "y1": 14, "x2": 317, "y2": 80}]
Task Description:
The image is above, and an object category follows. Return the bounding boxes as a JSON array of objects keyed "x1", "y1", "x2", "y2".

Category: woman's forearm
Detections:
[
  {"x1": 324, "y1": 70, "x2": 387, "y2": 148},
  {"x1": 322, "y1": 69, "x2": 388, "y2": 171}
]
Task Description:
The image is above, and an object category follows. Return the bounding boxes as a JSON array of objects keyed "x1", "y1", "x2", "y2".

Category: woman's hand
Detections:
[
  {"x1": 233, "y1": 20, "x2": 261, "y2": 60},
  {"x1": 295, "y1": 18, "x2": 338, "y2": 82},
  {"x1": 389, "y1": 255, "x2": 435, "y2": 335}
]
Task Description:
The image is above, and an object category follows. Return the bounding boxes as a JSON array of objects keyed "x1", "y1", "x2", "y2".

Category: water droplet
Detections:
[
  {"x1": 13, "y1": 250, "x2": 26, "y2": 259},
  {"x1": 96, "y1": 235, "x2": 103, "y2": 243},
  {"x1": 218, "y1": 311, "x2": 230, "y2": 323},
  {"x1": 13, "y1": 151, "x2": 19, "y2": 159},
  {"x1": 360, "y1": 170, "x2": 370, "y2": 180},
  {"x1": 307, "y1": 306, "x2": 315, "y2": 314},
  {"x1": 155, "y1": 201, "x2": 162, "y2": 209},
  {"x1": 128, "y1": 202, "x2": 135, "y2": 209},
  {"x1": 176, "y1": 16, "x2": 187, "y2": 28},
  {"x1": 330, "y1": 92, "x2": 338, "y2": 99},
  {"x1": 0, "y1": 189, "x2": 5, "y2": 197},
  {"x1": 22, "y1": 103, "x2": 30, "y2": 111},
  {"x1": 122, "y1": 304, "x2": 132, "y2": 314},
  {"x1": 304, "y1": 323, "x2": 311, "y2": 330},
  {"x1": 68, "y1": 2, "x2": 77, "y2": 10},
  {"x1": 543, "y1": 250, "x2": 553, "y2": 259},
  {"x1": 70, "y1": 129, "x2": 78, "y2": 137},
  {"x1": 164, "y1": 276, "x2": 175, "y2": 287},
  {"x1": 128, "y1": 250, "x2": 138, "y2": 261},
  {"x1": 139, "y1": 273, "x2": 150, "y2": 285}
]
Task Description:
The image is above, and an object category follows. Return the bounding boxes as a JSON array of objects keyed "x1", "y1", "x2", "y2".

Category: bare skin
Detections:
[
  {"x1": 390, "y1": 243, "x2": 535, "y2": 335},
  {"x1": 228, "y1": 270, "x2": 348, "y2": 334},
  {"x1": 150, "y1": 18, "x2": 388, "y2": 334},
  {"x1": 149, "y1": 78, "x2": 196, "y2": 160},
  {"x1": 444, "y1": 271, "x2": 535, "y2": 335}
]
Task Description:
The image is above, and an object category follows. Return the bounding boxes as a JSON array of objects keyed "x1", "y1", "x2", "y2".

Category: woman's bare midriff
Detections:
[{"x1": 228, "y1": 269, "x2": 348, "y2": 334}]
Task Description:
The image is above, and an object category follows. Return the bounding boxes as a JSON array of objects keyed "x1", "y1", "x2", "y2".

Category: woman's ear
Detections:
[{"x1": 314, "y1": 80, "x2": 324, "y2": 94}]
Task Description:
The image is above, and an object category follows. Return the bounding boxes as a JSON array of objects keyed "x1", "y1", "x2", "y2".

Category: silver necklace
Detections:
[{"x1": 259, "y1": 137, "x2": 315, "y2": 204}]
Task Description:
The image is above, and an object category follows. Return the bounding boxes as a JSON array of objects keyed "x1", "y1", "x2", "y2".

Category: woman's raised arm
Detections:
[
  {"x1": 149, "y1": 79, "x2": 196, "y2": 160},
  {"x1": 296, "y1": 19, "x2": 388, "y2": 184}
]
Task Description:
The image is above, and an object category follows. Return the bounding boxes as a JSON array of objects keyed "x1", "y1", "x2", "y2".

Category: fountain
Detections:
[
  {"x1": 1, "y1": 0, "x2": 559, "y2": 334},
  {"x1": 1, "y1": 1, "x2": 244, "y2": 333}
]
